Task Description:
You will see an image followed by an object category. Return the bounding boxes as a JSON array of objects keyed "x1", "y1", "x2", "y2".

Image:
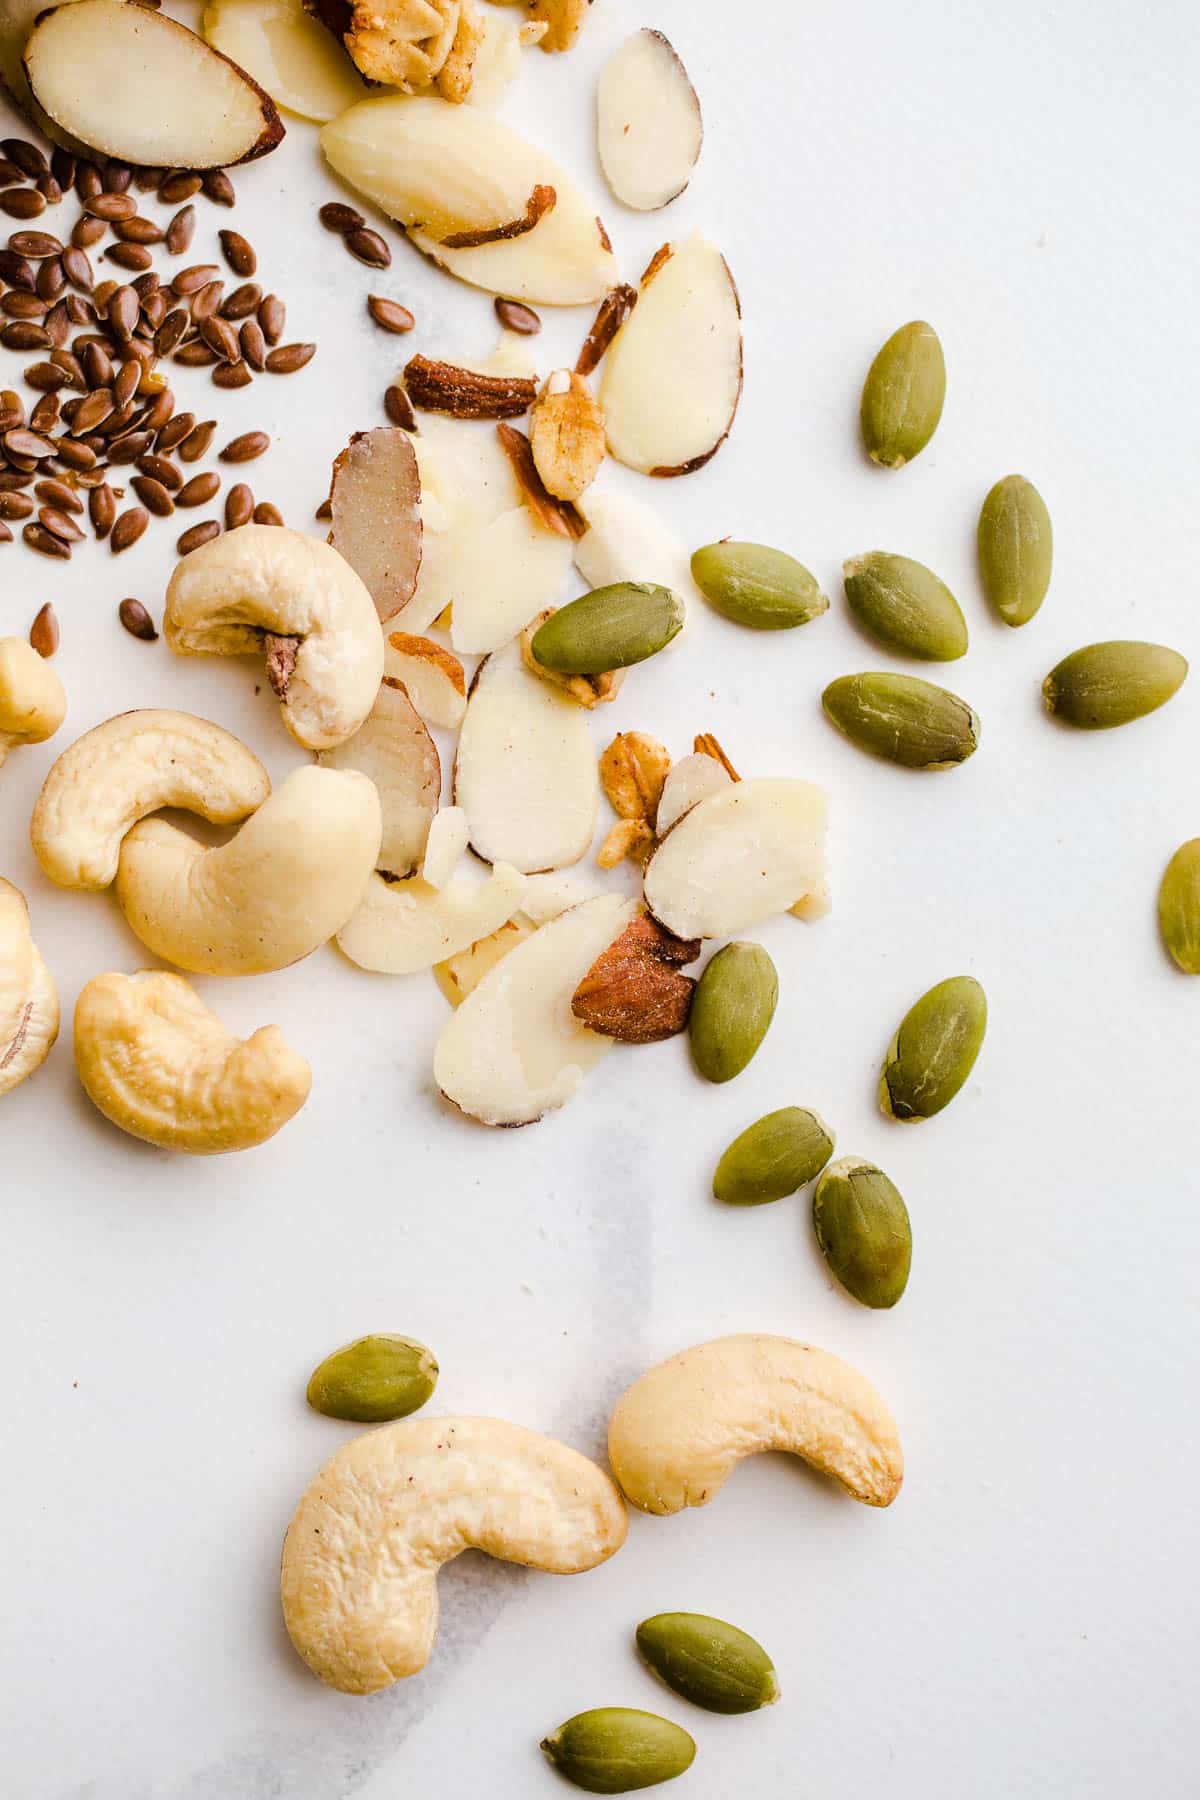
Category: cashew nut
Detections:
[
  {"x1": 608, "y1": 1334, "x2": 903, "y2": 1513},
  {"x1": 0, "y1": 878, "x2": 59, "y2": 1098},
  {"x1": 0, "y1": 637, "x2": 66, "y2": 768},
  {"x1": 115, "y1": 765, "x2": 382, "y2": 976},
  {"x1": 164, "y1": 525, "x2": 385, "y2": 750},
  {"x1": 30, "y1": 710, "x2": 271, "y2": 891},
  {"x1": 281, "y1": 1416, "x2": 628, "y2": 1694},
  {"x1": 75, "y1": 971, "x2": 311, "y2": 1153}
]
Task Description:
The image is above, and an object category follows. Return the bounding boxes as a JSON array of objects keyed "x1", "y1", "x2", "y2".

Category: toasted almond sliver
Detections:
[
  {"x1": 644, "y1": 778, "x2": 827, "y2": 939},
  {"x1": 529, "y1": 369, "x2": 605, "y2": 503}
]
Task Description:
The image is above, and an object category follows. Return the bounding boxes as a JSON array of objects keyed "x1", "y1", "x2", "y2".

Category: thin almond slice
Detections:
[
  {"x1": 0, "y1": 0, "x2": 90, "y2": 149},
  {"x1": 597, "y1": 818, "x2": 653, "y2": 869},
  {"x1": 434, "y1": 894, "x2": 637, "y2": 1126},
  {"x1": 597, "y1": 30, "x2": 702, "y2": 212},
  {"x1": 655, "y1": 751, "x2": 731, "y2": 838},
  {"x1": 454, "y1": 637, "x2": 598, "y2": 872},
  {"x1": 306, "y1": 0, "x2": 457, "y2": 89},
  {"x1": 497, "y1": 425, "x2": 586, "y2": 539},
  {"x1": 449, "y1": 508, "x2": 573, "y2": 656},
  {"x1": 434, "y1": 911, "x2": 538, "y2": 1005},
  {"x1": 644, "y1": 778, "x2": 827, "y2": 939},
  {"x1": 322, "y1": 96, "x2": 616, "y2": 302},
  {"x1": 385, "y1": 632, "x2": 466, "y2": 728},
  {"x1": 330, "y1": 428, "x2": 422, "y2": 623},
  {"x1": 600, "y1": 235, "x2": 742, "y2": 477},
  {"x1": 318, "y1": 677, "x2": 440, "y2": 877},
  {"x1": 398, "y1": 420, "x2": 525, "y2": 634},
  {"x1": 465, "y1": 8, "x2": 543, "y2": 110},
  {"x1": 24, "y1": 0, "x2": 285, "y2": 167},
  {"x1": 435, "y1": 0, "x2": 484, "y2": 102},
  {"x1": 572, "y1": 912, "x2": 699, "y2": 1044},
  {"x1": 529, "y1": 370, "x2": 605, "y2": 503},
  {"x1": 576, "y1": 285, "x2": 638, "y2": 378},
  {"x1": 202, "y1": 0, "x2": 368, "y2": 123},
  {"x1": 574, "y1": 488, "x2": 695, "y2": 600},
  {"x1": 337, "y1": 861, "x2": 526, "y2": 974},
  {"x1": 421, "y1": 805, "x2": 469, "y2": 887},
  {"x1": 404, "y1": 355, "x2": 536, "y2": 419},
  {"x1": 520, "y1": 872, "x2": 595, "y2": 923}
]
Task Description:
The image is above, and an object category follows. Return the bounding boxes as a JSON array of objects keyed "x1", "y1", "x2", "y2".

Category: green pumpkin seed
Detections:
[
  {"x1": 859, "y1": 320, "x2": 945, "y2": 468},
  {"x1": 688, "y1": 942, "x2": 778, "y2": 1084},
  {"x1": 541, "y1": 1708, "x2": 696, "y2": 1793},
  {"x1": 977, "y1": 475, "x2": 1052, "y2": 627},
  {"x1": 812, "y1": 1157, "x2": 912, "y2": 1309},
  {"x1": 306, "y1": 1334, "x2": 438, "y2": 1423},
  {"x1": 843, "y1": 551, "x2": 967, "y2": 661},
  {"x1": 690, "y1": 540, "x2": 829, "y2": 630},
  {"x1": 822, "y1": 671, "x2": 979, "y2": 769},
  {"x1": 1042, "y1": 641, "x2": 1187, "y2": 729},
  {"x1": 1158, "y1": 840, "x2": 1200, "y2": 973},
  {"x1": 636, "y1": 1613, "x2": 780, "y2": 1714},
  {"x1": 713, "y1": 1107, "x2": 834, "y2": 1205},
  {"x1": 880, "y1": 976, "x2": 987, "y2": 1121},
  {"x1": 530, "y1": 583, "x2": 684, "y2": 676}
]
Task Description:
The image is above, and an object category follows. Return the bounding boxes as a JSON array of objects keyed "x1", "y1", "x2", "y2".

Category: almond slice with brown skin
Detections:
[
  {"x1": 644, "y1": 778, "x2": 827, "y2": 939},
  {"x1": 330, "y1": 428, "x2": 422, "y2": 623},
  {"x1": 597, "y1": 29, "x2": 702, "y2": 212},
  {"x1": 454, "y1": 637, "x2": 598, "y2": 872},
  {"x1": 449, "y1": 511, "x2": 572, "y2": 656},
  {"x1": 385, "y1": 632, "x2": 466, "y2": 729},
  {"x1": 318, "y1": 677, "x2": 440, "y2": 878},
  {"x1": 576, "y1": 285, "x2": 638, "y2": 378},
  {"x1": 337, "y1": 861, "x2": 526, "y2": 975},
  {"x1": 404, "y1": 354, "x2": 536, "y2": 420},
  {"x1": 655, "y1": 751, "x2": 731, "y2": 837},
  {"x1": 600, "y1": 234, "x2": 742, "y2": 477},
  {"x1": 434, "y1": 894, "x2": 637, "y2": 1126},
  {"x1": 572, "y1": 912, "x2": 699, "y2": 1044},
  {"x1": 529, "y1": 370, "x2": 605, "y2": 503},
  {"x1": 497, "y1": 424, "x2": 587, "y2": 538}
]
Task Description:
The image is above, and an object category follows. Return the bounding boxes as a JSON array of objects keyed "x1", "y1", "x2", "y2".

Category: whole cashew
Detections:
[
  {"x1": 31, "y1": 711, "x2": 270, "y2": 890},
  {"x1": 164, "y1": 526, "x2": 384, "y2": 750},
  {"x1": 75, "y1": 971, "x2": 311, "y2": 1153},
  {"x1": 281, "y1": 1416, "x2": 628, "y2": 1694},
  {"x1": 0, "y1": 638, "x2": 66, "y2": 768},
  {"x1": 115, "y1": 765, "x2": 382, "y2": 976},
  {"x1": 608, "y1": 1334, "x2": 903, "y2": 1513},
  {"x1": 0, "y1": 877, "x2": 59, "y2": 1098}
]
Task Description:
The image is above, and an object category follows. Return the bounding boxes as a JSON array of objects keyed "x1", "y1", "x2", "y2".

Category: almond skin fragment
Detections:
[
  {"x1": 439, "y1": 183, "x2": 556, "y2": 248},
  {"x1": 496, "y1": 423, "x2": 586, "y2": 537},
  {"x1": 576, "y1": 284, "x2": 637, "y2": 377},
  {"x1": 572, "y1": 912, "x2": 700, "y2": 1044},
  {"x1": 529, "y1": 369, "x2": 605, "y2": 502},
  {"x1": 404, "y1": 354, "x2": 535, "y2": 420}
]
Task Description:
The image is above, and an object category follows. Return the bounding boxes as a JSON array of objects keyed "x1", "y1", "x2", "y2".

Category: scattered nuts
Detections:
[
  {"x1": 318, "y1": 677, "x2": 440, "y2": 879},
  {"x1": 280, "y1": 1416, "x2": 627, "y2": 1691},
  {"x1": 528, "y1": 368, "x2": 604, "y2": 501},
  {"x1": 385, "y1": 632, "x2": 466, "y2": 729},
  {"x1": 329, "y1": 426, "x2": 422, "y2": 620},
  {"x1": 644, "y1": 779, "x2": 827, "y2": 940},
  {"x1": 599, "y1": 731, "x2": 671, "y2": 825},
  {"x1": 571, "y1": 912, "x2": 699, "y2": 1043},
  {"x1": 596, "y1": 30, "x2": 703, "y2": 212},
  {"x1": 403, "y1": 353, "x2": 536, "y2": 420},
  {"x1": 337, "y1": 861, "x2": 527, "y2": 976}
]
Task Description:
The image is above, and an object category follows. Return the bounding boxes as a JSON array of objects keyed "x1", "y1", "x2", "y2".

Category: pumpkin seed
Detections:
[
  {"x1": 860, "y1": 320, "x2": 945, "y2": 468},
  {"x1": 530, "y1": 583, "x2": 684, "y2": 675},
  {"x1": 688, "y1": 942, "x2": 778, "y2": 1083},
  {"x1": 636, "y1": 1612, "x2": 780, "y2": 1713},
  {"x1": 1158, "y1": 840, "x2": 1200, "y2": 973},
  {"x1": 541, "y1": 1708, "x2": 696, "y2": 1793},
  {"x1": 690, "y1": 540, "x2": 828, "y2": 630},
  {"x1": 977, "y1": 475, "x2": 1052, "y2": 627},
  {"x1": 880, "y1": 976, "x2": 987, "y2": 1120},
  {"x1": 843, "y1": 550, "x2": 967, "y2": 661},
  {"x1": 813, "y1": 1157, "x2": 912, "y2": 1308},
  {"x1": 1042, "y1": 641, "x2": 1187, "y2": 729},
  {"x1": 713, "y1": 1106, "x2": 833, "y2": 1206},
  {"x1": 305, "y1": 1334, "x2": 438, "y2": 1423},
  {"x1": 822, "y1": 671, "x2": 979, "y2": 769}
]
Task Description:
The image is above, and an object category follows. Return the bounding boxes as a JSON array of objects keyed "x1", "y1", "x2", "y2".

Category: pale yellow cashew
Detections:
[
  {"x1": 75, "y1": 971, "x2": 311, "y2": 1153},
  {"x1": 30, "y1": 710, "x2": 270, "y2": 891},
  {"x1": 608, "y1": 1334, "x2": 904, "y2": 1513},
  {"x1": 164, "y1": 525, "x2": 384, "y2": 750},
  {"x1": 115, "y1": 765, "x2": 382, "y2": 976},
  {"x1": 0, "y1": 877, "x2": 59, "y2": 1098},
  {"x1": 281, "y1": 1416, "x2": 628, "y2": 1693},
  {"x1": 0, "y1": 638, "x2": 66, "y2": 769}
]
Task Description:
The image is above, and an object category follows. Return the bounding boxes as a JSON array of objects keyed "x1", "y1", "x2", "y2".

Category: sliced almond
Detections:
[
  {"x1": 306, "y1": 0, "x2": 457, "y2": 90},
  {"x1": 644, "y1": 777, "x2": 827, "y2": 940},
  {"x1": 496, "y1": 424, "x2": 586, "y2": 539},
  {"x1": 434, "y1": 894, "x2": 637, "y2": 1126},
  {"x1": 454, "y1": 637, "x2": 598, "y2": 872},
  {"x1": 24, "y1": 0, "x2": 285, "y2": 167},
  {"x1": 693, "y1": 732, "x2": 739, "y2": 781},
  {"x1": 600, "y1": 234, "x2": 742, "y2": 477},
  {"x1": 321, "y1": 95, "x2": 617, "y2": 304},
  {"x1": 463, "y1": 7, "x2": 544, "y2": 110},
  {"x1": 597, "y1": 818, "x2": 653, "y2": 869},
  {"x1": 494, "y1": 0, "x2": 588, "y2": 54},
  {"x1": 330, "y1": 428, "x2": 422, "y2": 623},
  {"x1": 574, "y1": 487, "x2": 695, "y2": 599},
  {"x1": 597, "y1": 29, "x2": 702, "y2": 212},
  {"x1": 599, "y1": 731, "x2": 671, "y2": 823},
  {"x1": 529, "y1": 370, "x2": 605, "y2": 503},
  {"x1": 655, "y1": 751, "x2": 731, "y2": 838},
  {"x1": 1, "y1": 0, "x2": 91, "y2": 149},
  {"x1": 202, "y1": 0, "x2": 369, "y2": 123},
  {"x1": 434, "y1": 912, "x2": 536, "y2": 1005},
  {"x1": 421, "y1": 804, "x2": 469, "y2": 887},
  {"x1": 337, "y1": 862, "x2": 526, "y2": 974},
  {"x1": 520, "y1": 872, "x2": 595, "y2": 923},
  {"x1": 520, "y1": 609, "x2": 624, "y2": 710},
  {"x1": 449, "y1": 508, "x2": 573, "y2": 656},
  {"x1": 398, "y1": 419, "x2": 528, "y2": 637},
  {"x1": 576, "y1": 284, "x2": 638, "y2": 378},
  {"x1": 572, "y1": 912, "x2": 699, "y2": 1043},
  {"x1": 385, "y1": 631, "x2": 466, "y2": 729},
  {"x1": 318, "y1": 677, "x2": 440, "y2": 877},
  {"x1": 404, "y1": 355, "x2": 537, "y2": 420},
  {"x1": 435, "y1": 0, "x2": 483, "y2": 101}
]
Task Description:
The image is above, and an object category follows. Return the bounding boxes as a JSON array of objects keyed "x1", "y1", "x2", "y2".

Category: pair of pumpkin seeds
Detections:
[{"x1": 542, "y1": 1614, "x2": 778, "y2": 1791}]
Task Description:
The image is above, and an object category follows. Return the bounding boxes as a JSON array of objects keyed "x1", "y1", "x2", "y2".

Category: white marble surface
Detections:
[{"x1": 2, "y1": 0, "x2": 1198, "y2": 1793}]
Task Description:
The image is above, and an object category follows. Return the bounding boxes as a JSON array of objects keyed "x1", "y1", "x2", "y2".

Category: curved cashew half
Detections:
[
  {"x1": 0, "y1": 637, "x2": 66, "y2": 768},
  {"x1": 164, "y1": 525, "x2": 384, "y2": 750},
  {"x1": 0, "y1": 878, "x2": 59, "y2": 1098},
  {"x1": 31, "y1": 710, "x2": 270, "y2": 891},
  {"x1": 75, "y1": 971, "x2": 311, "y2": 1153},
  {"x1": 115, "y1": 765, "x2": 382, "y2": 975},
  {"x1": 282, "y1": 1416, "x2": 627, "y2": 1694},
  {"x1": 608, "y1": 1334, "x2": 903, "y2": 1514}
]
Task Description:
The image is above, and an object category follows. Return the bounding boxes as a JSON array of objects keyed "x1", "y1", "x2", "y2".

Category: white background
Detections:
[{"x1": 2, "y1": 0, "x2": 1198, "y2": 1793}]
